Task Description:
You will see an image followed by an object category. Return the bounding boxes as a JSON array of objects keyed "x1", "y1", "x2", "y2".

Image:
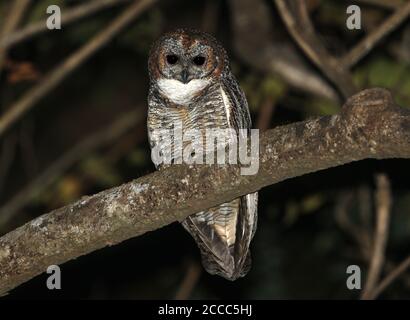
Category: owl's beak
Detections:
[{"x1": 180, "y1": 69, "x2": 190, "y2": 84}]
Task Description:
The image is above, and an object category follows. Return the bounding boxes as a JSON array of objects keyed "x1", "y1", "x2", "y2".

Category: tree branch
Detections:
[{"x1": 0, "y1": 88, "x2": 409, "y2": 295}]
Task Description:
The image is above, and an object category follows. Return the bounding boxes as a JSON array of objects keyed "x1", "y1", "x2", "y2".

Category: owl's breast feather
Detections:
[{"x1": 157, "y1": 78, "x2": 210, "y2": 105}]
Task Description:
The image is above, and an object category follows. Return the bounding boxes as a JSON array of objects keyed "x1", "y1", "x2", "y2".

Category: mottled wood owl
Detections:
[{"x1": 147, "y1": 29, "x2": 258, "y2": 280}]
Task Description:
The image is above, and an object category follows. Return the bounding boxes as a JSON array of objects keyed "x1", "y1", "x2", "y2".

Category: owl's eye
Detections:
[
  {"x1": 193, "y1": 56, "x2": 206, "y2": 66},
  {"x1": 166, "y1": 54, "x2": 178, "y2": 65}
]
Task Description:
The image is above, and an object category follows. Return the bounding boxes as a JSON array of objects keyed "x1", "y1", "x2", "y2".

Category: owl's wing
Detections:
[
  {"x1": 220, "y1": 71, "x2": 258, "y2": 240},
  {"x1": 182, "y1": 74, "x2": 258, "y2": 280},
  {"x1": 221, "y1": 72, "x2": 252, "y2": 129},
  {"x1": 147, "y1": 88, "x2": 174, "y2": 171}
]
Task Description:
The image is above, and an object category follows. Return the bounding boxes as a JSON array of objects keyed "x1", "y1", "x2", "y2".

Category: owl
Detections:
[{"x1": 147, "y1": 29, "x2": 258, "y2": 280}]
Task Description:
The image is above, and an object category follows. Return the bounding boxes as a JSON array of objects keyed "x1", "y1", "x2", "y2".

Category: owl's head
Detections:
[{"x1": 148, "y1": 29, "x2": 228, "y2": 84}]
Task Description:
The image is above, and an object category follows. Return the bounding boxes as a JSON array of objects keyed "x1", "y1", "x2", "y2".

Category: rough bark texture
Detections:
[{"x1": 0, "y1": 88, "x2": 409, "y2": 295}]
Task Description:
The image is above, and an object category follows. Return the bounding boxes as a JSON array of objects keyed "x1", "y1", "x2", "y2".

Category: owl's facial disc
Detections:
[{"x1": 158, "y1": 36, "x2": 218, "y2": 84}]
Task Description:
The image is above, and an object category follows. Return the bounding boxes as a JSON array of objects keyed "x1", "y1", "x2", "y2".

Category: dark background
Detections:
[{"x1": 0, "y1": 0, "x2": 409, "y2": 299}]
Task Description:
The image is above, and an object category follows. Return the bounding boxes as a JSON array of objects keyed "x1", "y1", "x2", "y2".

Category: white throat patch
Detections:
[{"x1": 157, "y1": 78, "x2": 210, "y2": 105}]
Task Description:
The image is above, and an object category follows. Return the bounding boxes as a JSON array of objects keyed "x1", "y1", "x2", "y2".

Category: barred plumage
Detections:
[{"x1": 147, "y1": 29, "x2": 258, "y2": 280}]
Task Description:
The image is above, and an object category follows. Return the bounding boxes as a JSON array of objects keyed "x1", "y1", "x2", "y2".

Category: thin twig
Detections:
[
  {"x1": 335, "y1": 186, "x2": 410, "y2": 299},
  {"x1": 355, "y1": 0, "x2": 402, "y2": 10},
  {"x1": 342, "y1": 1, "x2": 410, "y2": 68},
  {"x1": 335, "y1": 191, "x2": 371, "y2": 259},
  {"x1": 274, "y1": 0, "x2": 357, "y2": 99},
  {"x1": 335, "y1": 187, "x2": 410, "y2": 296},
  {"x1": 361, "y1": 174, "x2": 392, "y2": 300},
  {"x1": 0, "y1": 0, "x2": 155, "y2": 138},
  {"x1": 0, "y1": 0, "x2": 31, "y2": 74},
  {"x1": 0, "y1": 0, "x2": 31, "y2": 189},
  {"x1": 229, "y1": 0, "x2": 339, "y2": 101},
  {"x1": 0, "y1": 0, "x2": 132, "y2": 50},
  {"x1": 174, "y1": 260, "x2": 202, "y2": 300},
  {"x1": 369, "y1": 255, "x2": 410, "y2": 299},
  {"x1": 0, "y1": 109, "x2": 141, "y2": 229}
]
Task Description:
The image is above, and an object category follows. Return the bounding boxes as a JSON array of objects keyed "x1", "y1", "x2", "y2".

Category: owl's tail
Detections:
[
  {"x1": 199, "y1": 245, "x2": 252, "y2": 281},
  {"x1": 181, "y1": 193, "x2": 257, "y2": 281}
]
